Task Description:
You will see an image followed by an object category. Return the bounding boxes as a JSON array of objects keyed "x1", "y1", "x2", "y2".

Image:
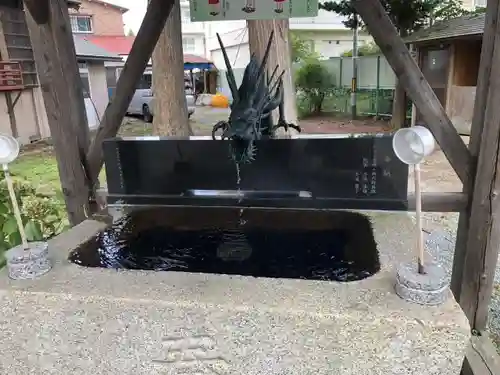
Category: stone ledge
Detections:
[{"x1": 0, "y1": 211, "x2": 470, "y2": 374}]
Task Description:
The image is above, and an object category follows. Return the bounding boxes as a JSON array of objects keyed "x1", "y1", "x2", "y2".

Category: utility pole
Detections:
[{"x1": 351, "y1": 12, "x2": 359, "y2": 119}]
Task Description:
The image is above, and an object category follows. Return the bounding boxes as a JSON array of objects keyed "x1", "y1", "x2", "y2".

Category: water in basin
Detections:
[{"x1": 69, "y1": 207, "x2": 380, "y2": 282}]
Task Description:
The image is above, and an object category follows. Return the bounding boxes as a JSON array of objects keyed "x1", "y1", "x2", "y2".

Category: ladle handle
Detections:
[{"x1": 3, "y1": 164, "x2": 28, "y2": 250}]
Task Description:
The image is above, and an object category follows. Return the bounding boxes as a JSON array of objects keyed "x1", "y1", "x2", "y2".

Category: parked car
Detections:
[{"x1": 127, "y1": 73, "x2": 195, "y2": 122}]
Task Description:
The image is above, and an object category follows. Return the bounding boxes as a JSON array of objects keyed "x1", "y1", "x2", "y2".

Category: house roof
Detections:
[
  {"x1": 86, "y1": 35, "x2": 135, "y2": 55},
  {"x1": 86, "y1": 35, "x2": 214, "y2": 65},
  {"x1": 405, "y1": 14, "x2": 485, "y2": 44},
  {"x1": 83, "y1": 0, "x2": 128, "y2": 13},
  {"x1": 74, "y1": 35, "x2": 123, "y2": 62}
]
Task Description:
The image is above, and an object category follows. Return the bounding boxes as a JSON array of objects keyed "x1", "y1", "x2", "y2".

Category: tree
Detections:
[
  {"x1": 126, "y1": 28, "x2": 135, "y2": 36},
  {"x1": 152, "y1": 0, "x2": 193, "y2": 136},
  {"x1": 342, "y1": 42, "x2": 380, "y2": 57},
  {"x1": 247, "y1": 20, "x2": 298, "y2": 132},
  {"x1": 321, "y1": 0, "x2": 474, "y2": 33},
  {"x1": 295, "y1": 58, "x2": 335, "y2": 114},
  {"x1": 25, "y1": 0, "x2": 93, "y2": 225},
  {"x1": 290, "y1": 32, "x2": 318, "y2": 62},
  {"x1": 320, "y1": 0, "x2": 473, "y2": 127}
]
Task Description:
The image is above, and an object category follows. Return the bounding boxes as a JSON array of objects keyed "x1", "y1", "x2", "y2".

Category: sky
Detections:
[{"x1": 105, "y1": 0, "x2": 147, "y2": 34}]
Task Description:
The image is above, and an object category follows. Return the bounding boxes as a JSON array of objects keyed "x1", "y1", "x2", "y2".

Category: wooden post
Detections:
[
  {"x1": 86, "y1": 0, "x2": 175, "y2": 183},
  {"x1": 23, "y1": 0, "x2": 49, "y2": 25},
  {"x1": 247, "y1": 19, "x2": 298, "y2": 130},
  {"x1": 351, "y1": 0, "x2": 471, "y2": 184},
  {"x1": 451, "y1": 0, "x2": 499, "y2": 303},
  {"x1": 152, "y1": 0, "x2": 192, "y2": 136},
  {"x1": 458, "y1": 0, "x2": 500, "y2": 331},
  {"x1": 24, "y1": 0, "x2": 91, "y2": 225},
  {"x1": 0, "y1": 11, "x2": 18, "y2": 138}
]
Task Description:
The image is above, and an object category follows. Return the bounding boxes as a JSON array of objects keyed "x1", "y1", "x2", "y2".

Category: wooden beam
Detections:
[
  {"x1": 407, "y1": 192, "x2": 467, "y2": 212},
  {"x1": 451, "y1": 0, "x2": 499, "y2": 303},
  {"x1": 352, "y1": 0, "x2": 471, "y2": 184},
  {"x1": 86, "y1": 0, "x2": 175, "y2": 183},
  {"x1": 25, "y1": 0, "x2": 91, "y2": 225},
  {"x1": 458, "y1": 0, "x2": 500, "y2": 331},
  {"x1": 462, "y1": 335, "x2": 500, "y2": 375},
  {"x1": 23, "y1": 0, "x2": 50, "y2": 25},
  {"x1": 0, "y1": 12, "x2": 18, "y2": 138}
]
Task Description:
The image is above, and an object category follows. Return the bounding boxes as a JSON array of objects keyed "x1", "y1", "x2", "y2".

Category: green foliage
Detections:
[
  {"x1": 320, "y1": 0, "x2": 474, "y2": 35},
  {"x1": 295, "y1": 58, "x2": 336, "y2": 115},
  {"x1": 342, "y1": 42, "x2": 381, "y2": 57},
  {"x1": 290, "y1": 32, "x2": 319, "y2": 62},
  {"x1": 0, "y1": 175, "x2": 69, "y2": 255}
]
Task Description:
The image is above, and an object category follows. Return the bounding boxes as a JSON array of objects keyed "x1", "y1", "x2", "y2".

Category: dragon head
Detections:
[{"x1": 214, "y1": 31, "x2": 285, "y2": 163}]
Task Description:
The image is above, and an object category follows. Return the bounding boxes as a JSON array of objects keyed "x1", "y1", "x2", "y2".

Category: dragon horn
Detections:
[
  {"x1": 267, "y1": 64, "x2": 279, "y2": 87},
  {"x1": 216, "y1": 33, "x2": 239, "y2": 103},
  {"x1": 256, "y1": 31, "x2": 274, "y2": 86}
]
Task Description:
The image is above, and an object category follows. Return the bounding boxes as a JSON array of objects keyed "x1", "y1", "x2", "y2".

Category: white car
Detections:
[{"x1": 127, "y1": 73, "x2": 196, "y2": 122}]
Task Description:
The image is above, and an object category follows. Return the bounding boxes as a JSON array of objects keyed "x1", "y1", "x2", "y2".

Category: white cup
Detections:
[
  {"x1": 392, "y1": 126, "x2": 435, "y2": 165},
  {"x1": 0, "y1": 135, "x2": 20, "y2": 165}
]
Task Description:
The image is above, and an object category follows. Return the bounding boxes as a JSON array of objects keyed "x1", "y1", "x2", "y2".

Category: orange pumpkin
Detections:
[{"x1": 211, "y1": 93, "x2": 229, "y2": 108}]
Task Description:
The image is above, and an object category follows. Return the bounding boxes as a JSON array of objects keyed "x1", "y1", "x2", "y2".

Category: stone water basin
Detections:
[{"x1": 0, "y1": 207, "x2": 469, "y2": 374}]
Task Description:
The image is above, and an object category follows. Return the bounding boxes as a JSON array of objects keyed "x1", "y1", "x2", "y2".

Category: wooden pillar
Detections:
[
  {"x1": 457, "y1": 0, "x2": 500, "y2": 331},
  {"x1": 351, "y1": 0, "x2": 471, "y2": 184},
  {"x1": 86, "y1": 0, "x2": 175, "y2": 183},
  {"x1": 247, "y1": 19, "x2": 298, "y2": 130},
  {"x1": 451, "y1": 0, "x2": 499, "y2": 305},
  {"x1": 0, "y1": 13, "x2": 18, "y2": 138},
  {"x1": 151, "y1": 0, "x2": 192, "y2": 136},
  {"x1": 24, "y1": 0, "x2": 91, "y2": 225}
]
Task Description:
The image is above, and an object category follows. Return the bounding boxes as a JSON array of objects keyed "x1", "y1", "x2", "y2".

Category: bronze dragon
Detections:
[{"x1": 211, "y1": 31, "x2": 301, "y2": 164}]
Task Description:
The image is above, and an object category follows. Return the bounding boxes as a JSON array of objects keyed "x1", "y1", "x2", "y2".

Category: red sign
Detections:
[{"x1": 0, "y1": 62, "x2": 24, "y2": 91}]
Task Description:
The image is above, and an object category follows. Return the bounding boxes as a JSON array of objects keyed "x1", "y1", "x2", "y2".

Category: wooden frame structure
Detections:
[{"x1": 21, "y1": 0, "x2": 500, "y2": 373}]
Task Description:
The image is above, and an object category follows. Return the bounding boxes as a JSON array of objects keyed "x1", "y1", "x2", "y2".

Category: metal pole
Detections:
[{"x1": 351, "y1": 12, "x2": 359, "y2": 119}]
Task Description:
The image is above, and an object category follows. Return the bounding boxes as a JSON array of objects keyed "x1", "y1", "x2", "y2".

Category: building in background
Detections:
[
  {"x1": 0, "y1": 0, "x2": 121, "y2": 145},
  {"x1": 178, "y1": 4, "x2": 373, "y2": 69}
]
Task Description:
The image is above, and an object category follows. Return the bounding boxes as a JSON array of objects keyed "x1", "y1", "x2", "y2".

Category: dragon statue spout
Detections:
[{"x1": 211, "y1": 31, "x2": 301, "y2": 164}]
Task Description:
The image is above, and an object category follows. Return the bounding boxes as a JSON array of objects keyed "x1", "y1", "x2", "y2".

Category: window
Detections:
[
  {"x1": 137, "y1": 74, "x2": 152, "y2": 90},
  {"x1": 181, "y1": 8, "x2": 191, "y2": 23},
  {"x1": 182, "y1": 37, "x2": 195, "y2": 53},
  {"x1": 474, "y1": 0, "x2": 486, "y2": 6},
  {"x1": 70, "y1": 15, "x2": 93, "y2": 33},
  {"x1": 80, "y1": 72, "x2": 91, "y2": 99}
]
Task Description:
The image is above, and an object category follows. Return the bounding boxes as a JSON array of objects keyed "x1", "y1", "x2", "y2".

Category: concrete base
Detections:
[
  {"x1": 5, "y1": 241, "x2": 51, "y2": 280},
  {"x1": 395, "y1": 261, "x2": 449, "y2": 306},
  {"x1": 0, "y1": 212, "x2": 470, "y2": 375}
]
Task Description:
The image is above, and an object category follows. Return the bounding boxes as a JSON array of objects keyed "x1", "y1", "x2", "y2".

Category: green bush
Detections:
[
  {"x1": 295, "y1": 59, "x2": 335, "y2": 115},
  {"x1": 0, "y1": 176, "x2": 68, "y2": 264}
]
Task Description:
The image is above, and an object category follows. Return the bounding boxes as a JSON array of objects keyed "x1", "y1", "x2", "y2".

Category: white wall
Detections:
[
  {"x1": 180, "y1": 1, "x2": 371, "y2": 61},
  {"x1": 209, "y1": 28, "x2": 373, "y2": 70},
  {"x1": 181, "y1": 33, "x2": 206, "y2": 56},
  {"x1": 87, "y1": 61, "x2": 109, "y2": 120},
  {"x1": 211, "y1": 42, "x2": 251, "y2": 70},
  {"x1": 293, "y1": 30, "x2": 373, "y2": 59},
  {"x1": 180, "y1": 0, "x2": 208, "y2": 58}
]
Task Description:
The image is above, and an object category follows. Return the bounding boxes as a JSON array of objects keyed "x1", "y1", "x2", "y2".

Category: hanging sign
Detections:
[{"x1": 189, "y1": 0, "x2": 319, "y2": 22}]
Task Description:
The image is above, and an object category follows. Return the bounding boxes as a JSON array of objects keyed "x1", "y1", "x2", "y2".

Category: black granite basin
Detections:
[{"x1": 69, "y1": 207, "x2": 380, "y2": 282}]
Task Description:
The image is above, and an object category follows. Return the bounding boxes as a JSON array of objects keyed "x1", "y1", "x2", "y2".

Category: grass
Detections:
[{"x1": 9, "y1": 117, "x2": 153, "y2": 192}]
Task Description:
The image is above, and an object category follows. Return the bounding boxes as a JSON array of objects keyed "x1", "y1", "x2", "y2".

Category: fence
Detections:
[{"x1": 217, "y1": 55, "x2": 398, "y2": 118}]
